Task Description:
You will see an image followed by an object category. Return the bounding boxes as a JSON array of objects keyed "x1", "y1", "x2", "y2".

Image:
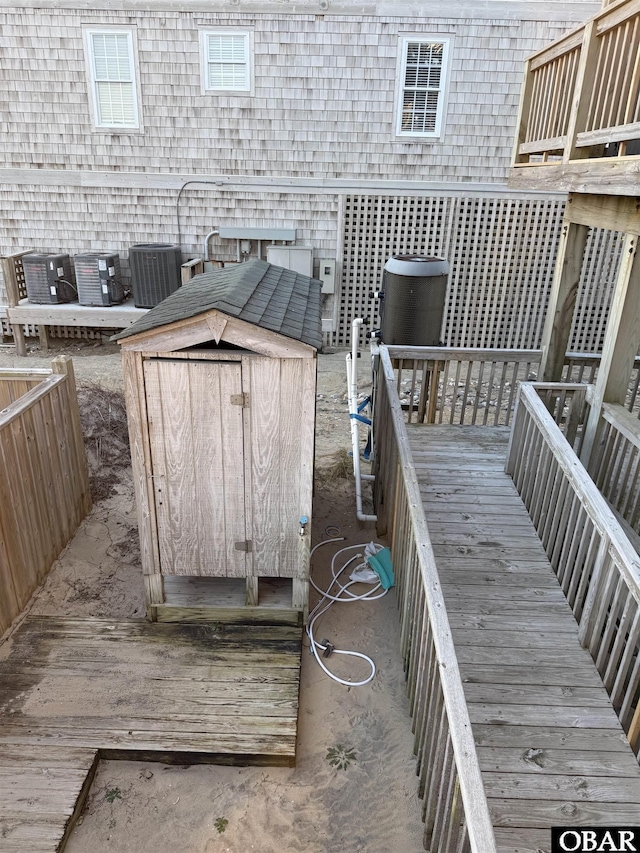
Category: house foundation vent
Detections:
[{"x1": 380, "y1": 255, "x2": 449, "y2": 346}]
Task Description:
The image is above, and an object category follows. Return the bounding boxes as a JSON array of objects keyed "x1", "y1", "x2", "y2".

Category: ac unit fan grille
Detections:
[
  {"x1": 129, "y1": 243, "x2": 182, "y2": 308},
  {"x1": 23, "y1": 254, "x2": 75, "y2": 304},
  {"x1": 75, "y1": 253, "x2": 125, "y2": 306}
]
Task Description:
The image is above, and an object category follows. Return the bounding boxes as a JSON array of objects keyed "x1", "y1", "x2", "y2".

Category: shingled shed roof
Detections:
[{"x1": 115, "y1": 259, "x2": 323, "y2": 350}]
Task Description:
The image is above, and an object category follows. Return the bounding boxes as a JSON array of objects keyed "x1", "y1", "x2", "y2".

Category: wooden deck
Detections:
[
  {"x1": 409, "y1": 424, "x2": 640, "y2": 851},
  {"x1": 0, "y1": 616, "x2": 302, "y2": 851},
  {"x1": 7, "y1": 298, "x2": 148, "y2": 329}
]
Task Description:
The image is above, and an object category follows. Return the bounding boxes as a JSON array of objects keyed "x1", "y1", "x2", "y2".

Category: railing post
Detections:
[
  {"x1": 539, "y1": 218, "x2": 590, "y2": 381},
  {"x1": 512, "y1": 58, "x2": 534, "y2": 164},
  {"x1": 0, "y1": 254, "x2": 28, "y2": 357},
  {"x1": 565, "y1": 386, "x2": 587, "y2": 449},
  {"x1": 581, "y1": 232, "x2": 640, "y2": 468},
  {"x1": 564, "y1": 20, "x2": 599, "y2": 162},
  {"x1": 505, "y1": 387, "x2": 523, "y2": 475},
  {"x1": 426, "y1": 360, "x2": 441, "y2": 424}
]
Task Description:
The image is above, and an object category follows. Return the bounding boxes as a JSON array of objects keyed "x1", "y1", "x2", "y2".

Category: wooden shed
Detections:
[{"x1": 116, "y1": 259, "x2": 322, "y2": 624}]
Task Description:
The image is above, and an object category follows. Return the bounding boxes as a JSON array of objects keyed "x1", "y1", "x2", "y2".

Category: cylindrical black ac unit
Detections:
[
  {"x1": 380, "y1": 255, "x2": 449, "y2": 346},
  {"x1": 129, "y1": 243, "x2": 182, "y2": 308}
]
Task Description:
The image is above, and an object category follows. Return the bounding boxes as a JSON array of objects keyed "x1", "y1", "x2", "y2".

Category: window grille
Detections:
[
  {"x1": 204, "y1": 32, "x2": 251, "y2": 92},
  {"x1": 86, "y1": 31, "x2": 138, "y2": 128},
  {"x1": 397, "y1": 38, "x2": 450, "y2": 138}
]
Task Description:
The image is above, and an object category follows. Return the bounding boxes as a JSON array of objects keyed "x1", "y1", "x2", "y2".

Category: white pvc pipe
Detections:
[{"x1": 347, "y1": 318, "x2": 377, "y2": 522}]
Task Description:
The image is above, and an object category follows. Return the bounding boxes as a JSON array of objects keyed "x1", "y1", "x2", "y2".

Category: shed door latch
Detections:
[
  {"x1": 230, "y1": 392, "x2": 250, "y2": 408},
  {"x1": 234, "y1": 540, "x2": 253, "y2": 552}
]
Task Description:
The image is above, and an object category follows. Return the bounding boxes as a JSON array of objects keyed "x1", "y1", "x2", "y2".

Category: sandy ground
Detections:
[{"x1": 0, "y1": 339, "x2": 425, "y2": 853}]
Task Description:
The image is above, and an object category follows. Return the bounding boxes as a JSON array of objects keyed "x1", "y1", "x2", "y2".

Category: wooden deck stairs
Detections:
[{"x1": 0, "y1": 617, "x2": 302, "y2": 852}]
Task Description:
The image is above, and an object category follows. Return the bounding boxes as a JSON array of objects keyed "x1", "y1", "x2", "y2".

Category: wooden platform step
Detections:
[
  {"x1": 0, "y1": 616, "x2": 302, "y2": 765},
  {"x1": 0, "y1": 745, "x2": 98, "y2": 852},
  {"x1": 0, "y1": 616, "x2": 302, "y2": 851}
]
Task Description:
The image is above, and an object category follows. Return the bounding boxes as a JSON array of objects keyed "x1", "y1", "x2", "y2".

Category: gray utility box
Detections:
[{"x1": 380, "y1": 255, "x2": 449, "y2": 347}]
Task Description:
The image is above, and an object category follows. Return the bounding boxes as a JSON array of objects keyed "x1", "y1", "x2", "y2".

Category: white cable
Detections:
[{"x1": 307, "y1": 539, "x2": 388, "y2": 687}]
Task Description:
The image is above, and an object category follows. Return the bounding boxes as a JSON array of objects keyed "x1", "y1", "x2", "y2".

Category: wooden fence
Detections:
[
  {"x1": 0, "y1": 356, "x2": 91, "y2": 636},
  {"x1": 507, "y1": 382, "x2": 640, "y2": 754},
  {"x1": 374, "y1": 346, "x2": 496, "y2": 852}
]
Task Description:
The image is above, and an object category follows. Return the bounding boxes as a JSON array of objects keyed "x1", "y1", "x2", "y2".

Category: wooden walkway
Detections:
[
  {"x1": 0, "y1": 616, "x2": 302, "y2": 851},
  {"x1": 408, "y1": 425, "x2": 640, "y2": 853}
]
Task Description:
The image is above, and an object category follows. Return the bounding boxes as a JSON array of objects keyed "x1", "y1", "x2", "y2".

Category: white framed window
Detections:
[
  {"x1": 201, "y1": 31, "x2": 252, "y2": 93},
  {"x1": 396, "y1": 36, "x2": 451, "y2": 138},
  {"x1": 84, "y1": 28, "x2": 140, "y2": 130}
]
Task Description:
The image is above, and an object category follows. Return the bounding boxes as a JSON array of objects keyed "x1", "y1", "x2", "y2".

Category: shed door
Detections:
[{"x1": 144, "y1": 359, "x2": 247, "y2": 577}]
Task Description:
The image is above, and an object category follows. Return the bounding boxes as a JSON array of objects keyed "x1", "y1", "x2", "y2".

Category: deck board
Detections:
[
  {"x1": 0, "y1": 745, "x2": 98, "y2": 852},
  {"x1": 0, "y1": 616, "x2": 302, "y2": 851},
  {"x1": 408, "y1": 424, "x2": 640, "y2": 850}
]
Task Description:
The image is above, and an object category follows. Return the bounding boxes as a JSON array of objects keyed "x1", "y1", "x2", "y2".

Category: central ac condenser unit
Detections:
[
  {"x1": 129, "y1": 243, "x2": 182, "y2": 308},
  {"x1": 74, "y1": 253, "x2": 126, "y2": 306},
  {"x1": 23, "y1": 253, "x2": 76, "y2": 304}
]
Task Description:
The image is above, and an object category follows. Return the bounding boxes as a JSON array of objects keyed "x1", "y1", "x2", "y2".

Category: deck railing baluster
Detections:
[
  {"x1": 621, "y1": 649, "x2": 640, "y2": 736},
  {"x1": 604, "y1": 593, "x2": 637, "y2": 692},
  {"x1": 544, "y1": 470, "x2": 566, "y2": 554},
  {"x1": 619, "y1": 446, "x2": 640, "y2": 517},
  {"x1": 422, "y1": 696, "x2": 448, "y2": 822},
  {"x1": 407, "y1": 584, "x2": 426, "y2": 714},
  {"x1": 412, "y1": 607, "x2": 432, "y2": 740},
  {"x1": 595, "y1": 573, "x2": 626, "y2": 672},
  {"x1": 568, "y1": 517, "x2": 597, "y2": 616},
  {"x1": 430, "y1": 731, "x2": 457, "y2": 852},
  {"x1": 541, "y1": 465, "x2": 565, "y2": 550},
  {"x1": 555, "y1": 492, "x2": 580, "y2": 586},
  {"x1": 611, "y1": 606, "x2": 640, "y2": 709}
]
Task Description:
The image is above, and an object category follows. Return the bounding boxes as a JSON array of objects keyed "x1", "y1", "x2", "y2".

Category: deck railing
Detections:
[
  {"x1": 375, "y1": 345, "x2": 496, "y2": 852},
  {"x1": 507, "y1": 382, "x2": 640, "y2": 754},
  {"x1": 591, "y1": 402, "x2": 640, "y2": 537},
  {"x1": 387, "y1": 347, "x2": 640, "y2": 428},
  {"x1": 388, "y1": 347, "x2": 541, "y2": 426},
  {"x1": 513, "y1": 0, "x2": 640, "y2": 165},
  {"x1": 532, "y1": 381, "x2": 593, "y2": 455},
  {"x1": 0, "y1": 357, "x2": 91, "y2": 636}
]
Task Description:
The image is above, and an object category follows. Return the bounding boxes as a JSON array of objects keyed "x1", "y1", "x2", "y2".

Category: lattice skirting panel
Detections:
[
  {"x1": 1, "y1": 319, "x2": 115, "y2": 341},
  {"x1": 337, "y1": 194, "x2": 622, "y2": 353},
  {"x1": 570, "y1": 228, "x2": 623, "y2": 355}
]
